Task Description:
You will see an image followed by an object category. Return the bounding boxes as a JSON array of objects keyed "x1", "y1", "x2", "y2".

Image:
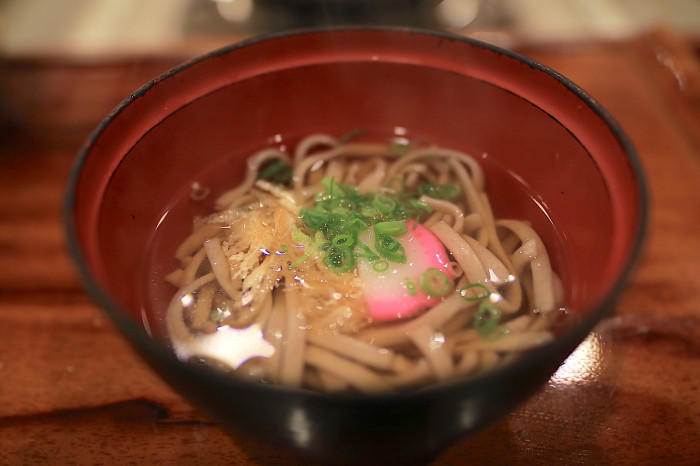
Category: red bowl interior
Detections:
[{"x1": 70, "y1": 28, "x2": 644, "y2": 348}]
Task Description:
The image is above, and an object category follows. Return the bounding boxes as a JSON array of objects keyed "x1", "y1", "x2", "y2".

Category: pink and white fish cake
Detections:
[{"x1": 358, "y1": 221, "x2": 453, "y2": 321}]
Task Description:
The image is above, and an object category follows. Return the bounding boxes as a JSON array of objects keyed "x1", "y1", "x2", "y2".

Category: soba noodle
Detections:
[{"x1": 165, "y1": 133, "x2": 564, "y2": 392}]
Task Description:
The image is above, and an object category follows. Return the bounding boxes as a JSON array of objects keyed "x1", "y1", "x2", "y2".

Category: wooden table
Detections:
[{"x1": 1, "y1": 30, "x2": 698, "y2": 464}]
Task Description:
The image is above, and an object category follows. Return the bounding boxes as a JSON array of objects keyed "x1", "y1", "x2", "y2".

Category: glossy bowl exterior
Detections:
[{"x1": 65, "y1": 28, "x2": 647, "y2": 463}]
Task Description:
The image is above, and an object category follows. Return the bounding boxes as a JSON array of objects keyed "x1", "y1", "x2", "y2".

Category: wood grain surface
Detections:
[{"x1": 0, "y1": 31, "x2": 698, "y2": 465}]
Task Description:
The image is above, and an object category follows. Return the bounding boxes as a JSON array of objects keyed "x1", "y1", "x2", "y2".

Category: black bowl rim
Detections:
[{"x1": 63, "y1": 25, "x2": 649, "y2": 404}]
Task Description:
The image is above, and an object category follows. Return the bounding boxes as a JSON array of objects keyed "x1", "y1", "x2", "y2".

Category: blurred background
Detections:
[
  {"x1": 1, "y1": 0, "x2": 700, "y2": 57},
  {"x1": 0, "y1": 0, "x2": 699, "y2": 140}
]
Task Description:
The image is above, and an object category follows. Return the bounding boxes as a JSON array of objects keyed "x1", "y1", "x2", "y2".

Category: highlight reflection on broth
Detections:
[{"x1": 164, "y1": 133, "x2": 565, "y2": 393}]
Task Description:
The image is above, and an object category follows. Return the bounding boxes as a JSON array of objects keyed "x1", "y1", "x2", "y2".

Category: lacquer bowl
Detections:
[{"x1": 65, "y1": 27, "x2": 647, "y2": 464}]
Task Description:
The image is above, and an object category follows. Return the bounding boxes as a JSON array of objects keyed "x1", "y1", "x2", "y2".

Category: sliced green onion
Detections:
[
  {"x1": 258, "y1": 160, "x2": 292, "y2": 185},
  {"x1": 346, "y1": 217, "x2": 368, "y2": 234},
  {"x1": 408, "y1": 198, "x2": 433, "y2": 213},
  {"x1": 322, "y1": 177, "x2": 346, "y2": 200},
  {"x1": 404, "y1": 277, "x2": 416, "y2": 296},
  {"x1": 360, "y1": 204, "x2": 381, "y2": 218},
  {"x1": 323, "y1": 246, "x2": 356, "y2": 274},
  {"x1": 459, "y1": 283, "x2": 491, "y2": 301},
  {"x1": 419, "y1": 268, "x2": 452, "y2": 297},
  {"x1": 297, "y1": 170, "x2": 437, "y2": 274},
  {"x1": 373, "y1": 195, "x2": 397, "y2": 215},
  {"x1": 419, "y1": 182, "x2": 462, "y2": 200},
  {"x1": 381, "y1": 236, "x2": 400, "y2": 252},
  {"x1": 300, "y1": 208, "x2": 329, "y2": 231},
  {"x1": 473, "y1": 301, "x2": 502, "y2": 338},
  {"x1": 372, "y1": 260, "x2": 389, "y2": 272},
  {"x1": 374, "y1": 221, "x2": 408, "y2": 237},
  {"x1": 355, "y1": 243, "x2": 380, "y2": 262},
  {"x1": 375, "y1": 234, "x2": 406, "y2": 263},
  {"x1": 332, "y1": 234, "x2": 355, "y2": 249}
]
